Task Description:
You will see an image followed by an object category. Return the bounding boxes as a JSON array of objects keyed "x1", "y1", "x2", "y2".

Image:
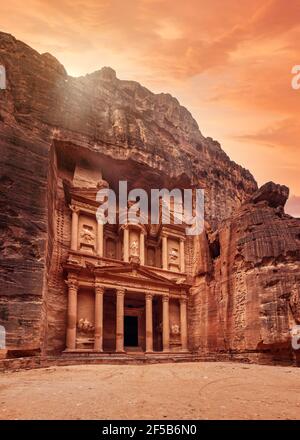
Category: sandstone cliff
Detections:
[
  {"x1": 0, "y1": 32, "x2": 299, "y2": 364},
  {"x1": 190, "y1": 182, "x2": 300, "y2": 363}
]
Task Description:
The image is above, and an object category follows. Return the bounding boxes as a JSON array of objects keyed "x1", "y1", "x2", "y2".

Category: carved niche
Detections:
[{"x1": 78, "y1": 214, "x2": 96, "y2": 254}]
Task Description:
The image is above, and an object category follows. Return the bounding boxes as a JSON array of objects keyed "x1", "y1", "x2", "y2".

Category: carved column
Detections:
[
  {"x1": 140, "y1": 231, "x2": 145, "y2": 265},
  {"x1": 66, "y1": 274, "x2": 78, "y2": 350},
  {"x1": 96, "y1": 223, "x2": 104, "y2": 257},
  {"x1": 70, "y1": 205, "x2": 79, "y2": 251},
  {"x1": 162, "y1": 295, "x2": 170, "y2": 352},
  {"x1": 145, "y1": 293, "x2": 153, "y2": 352},
  {"x1": 180, "y1": 297, "x2": 188, "y2": 351},
  {"x1": 116, "y1": 289, "x2": 125, "y2": 352},
  {"x1": 123, "y1": 227, "x2": 129, "y2": 262},
  {"x1": 180, "y1": 238, "x2": 185, "y2": 273},
  {"x1": 162, "y1": 235, "x2": 168, "y2": 270},
  {"x1": 94, "y1": 284, "x2": 104, "y2": 351}
]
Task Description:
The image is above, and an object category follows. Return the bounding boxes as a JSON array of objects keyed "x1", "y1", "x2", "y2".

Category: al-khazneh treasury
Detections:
[{"x1": 0, "y1": 32, "x2": 300, "y2": 367}]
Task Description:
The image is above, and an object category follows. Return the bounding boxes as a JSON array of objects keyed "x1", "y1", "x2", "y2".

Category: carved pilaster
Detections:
[
  {"x1": 69, "y1": 205, "x2": 79, "y2": 251},
  {"x1": 145, "y1": 293, "x2": 153, "y2": 352},
  {"x1": 162, "y1": 234, "x2": 168, "y2": 270},
  {"x1": 140, "y1": 231, "x2": 145, "y2": 266},
  {"x1": 116, "y1": 289, "x2": 125, "y2": 352},
  {"x1": 65, "y1": 274, "x2": 78, "y2": 350},
  {"x1": 180, "y1": 297, "x2": 188, "y2": 351},
  {"x1": 180, "y1": 238, "x2": 185, "y2": 273},
  {"x1": 123, "y1": 227, "x2": 129, "y2": 262},
  {"x1": 162, "y1": 295, "x2": 170, "y2": 351},
  {"x1": 94, "y1": 283, "x2": 104, "y2": 351}
]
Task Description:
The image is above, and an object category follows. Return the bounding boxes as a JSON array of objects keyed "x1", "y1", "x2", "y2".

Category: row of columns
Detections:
[
  {"x1": 70, "y1": 208, "x2": 185, "y2": 273},
  {"x1": 65, "y1": 278, "x2": 188, "y2": 352}
]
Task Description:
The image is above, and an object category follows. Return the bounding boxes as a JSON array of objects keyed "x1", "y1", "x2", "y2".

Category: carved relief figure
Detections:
[
  {"x1": 80, "y1": 225, "x2": 95, "y2": 244},
  {"x1": 130, "y1": 239, "x2": 139, "y2": 256},
  {"x1": 77, "y1": 318, "x2": 94, "y2": 333},
  {"x1": 169, "y1": 248, "x2": 178, "y2": 261},
  {"x1": 171, "y1": 324, "x2": 180, "y2": 335}
]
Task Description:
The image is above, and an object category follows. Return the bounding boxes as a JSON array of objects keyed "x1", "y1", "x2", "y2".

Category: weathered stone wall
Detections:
[{"x1": 190, "y1": 183, "x2": 300, "y2": 363}]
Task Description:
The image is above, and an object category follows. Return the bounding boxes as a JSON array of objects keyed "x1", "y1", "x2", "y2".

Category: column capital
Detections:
[
  {"x1": 180, "y1": 296, "x2": 188, "y2": 304},
  {"x1": 116, "y1": 288, "x2": 126, "y2": 297},
  {"x1": 145, "y1": 293, "x2": 153, "y2": 301},
  {"x1": 65, "y1": 274, "x2": 78, "y2": 290},
  {"x1": 180, "y1": 237, "x2": 186, "y2": 242},
  {"x1": 95, "y1": 283, "x2": 104, "y2": 295},
  {"x1": 162, "y1": 295, "x2": 169, "y2": 303},
  {"x1": 69, "y1": 204, "x2": 80, "y2": 213}
]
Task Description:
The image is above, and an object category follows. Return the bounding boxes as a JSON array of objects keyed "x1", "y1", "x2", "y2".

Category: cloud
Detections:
[{"x1": 236, "y1": 118, "x2": 300, "y2": 151}]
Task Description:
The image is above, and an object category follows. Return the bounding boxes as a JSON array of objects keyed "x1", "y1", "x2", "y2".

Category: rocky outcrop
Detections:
[
  {"x1": 190, "y1": 182, "x2": 300, "y2": 364},
  {"x1": 0, "y1": 32, "x2": 299, "y2": 364}
]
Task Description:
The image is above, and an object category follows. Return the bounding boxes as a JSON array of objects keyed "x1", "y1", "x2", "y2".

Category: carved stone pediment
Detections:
[{"x1": 94, "y1": 264, "x2": 187, "y2": 289}]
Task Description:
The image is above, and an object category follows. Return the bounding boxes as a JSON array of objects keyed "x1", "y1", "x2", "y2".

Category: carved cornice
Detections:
[{"x1": 70, "y1": 199, "x2": 98, "y2": 213}]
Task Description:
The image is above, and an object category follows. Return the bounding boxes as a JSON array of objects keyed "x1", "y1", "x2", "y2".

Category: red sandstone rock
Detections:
[
  {"x1": 0, "y1": 32, "x2": 299, "y2": 365},
  {"x1": 191, "y1": 182, "x2": 300, "y2": 363}
]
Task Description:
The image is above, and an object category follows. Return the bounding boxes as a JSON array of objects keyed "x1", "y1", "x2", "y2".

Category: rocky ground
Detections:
[{"x1": 0, "y1": 362, "x2": 299, "y2": 420}]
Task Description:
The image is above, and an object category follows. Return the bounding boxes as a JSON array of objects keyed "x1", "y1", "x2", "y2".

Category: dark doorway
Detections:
[{"x1": 124, "y1": 316, "x2": 138, "y2": 347}]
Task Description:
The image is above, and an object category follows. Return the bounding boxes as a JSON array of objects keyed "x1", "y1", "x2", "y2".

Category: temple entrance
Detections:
[{"x1": 124, "y1": 316, "x2": 138, "y2": 347}]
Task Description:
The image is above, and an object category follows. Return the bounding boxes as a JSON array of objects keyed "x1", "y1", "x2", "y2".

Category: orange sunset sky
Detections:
[{"x1": 1, "y1": 0, "x2": 299, "y2": 215}]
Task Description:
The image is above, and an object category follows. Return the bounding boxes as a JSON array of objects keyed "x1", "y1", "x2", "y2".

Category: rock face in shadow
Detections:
[
  {"x1": 0, "y1": 32, "x2": 299, "y2": 364},
  {"x1": 190, "y1": 182, "x2": 300, "y2": 363}
]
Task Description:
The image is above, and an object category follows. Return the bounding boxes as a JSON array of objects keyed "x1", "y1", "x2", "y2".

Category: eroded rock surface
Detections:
[
  {"x1": 0, "y1": 32, "x2": 299, "y2": 364},
  {"x1": 190, "y1": 182, "x2": 300, "y2": 363}
]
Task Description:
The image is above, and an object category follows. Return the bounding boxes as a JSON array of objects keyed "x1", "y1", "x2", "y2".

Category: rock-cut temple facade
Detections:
[
  {"x1": 61, "y1": 158, "x2": 190, "y2": 355},
  {"x1": 0, "y1": 32, "x2": 300, "y2": 367}
]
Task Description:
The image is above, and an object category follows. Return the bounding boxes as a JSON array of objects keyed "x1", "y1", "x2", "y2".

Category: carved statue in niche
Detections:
[
  {"x1": 77, "y1": 318, "x2": 94, "y2": 333},
  {"x1": 106, "y1": 239, "x2": 116, "y2": 259},
  {"x1": 171, "y1": 324, "x2": 181, "y2": 335},
  {"x1": 147, "y1": 247, "x2": 155, "y2": 266},
  {"x1": 130, "y1": 239, "x2": 139, "y2": 256},
  {"x1": 148, "y1": 254, "x2": 154, "y2": 266},
  {"x1": 169, "y1": 248, "x2": 179, "y2": 261},
  {"x1": 80, "y1": 225, "x2": 95, "y2": 245}
]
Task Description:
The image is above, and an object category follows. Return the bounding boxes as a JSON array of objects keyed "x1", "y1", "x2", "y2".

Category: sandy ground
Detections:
[{"x1": 0, "y1": 362, "x2": 300, "y2": 420}]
